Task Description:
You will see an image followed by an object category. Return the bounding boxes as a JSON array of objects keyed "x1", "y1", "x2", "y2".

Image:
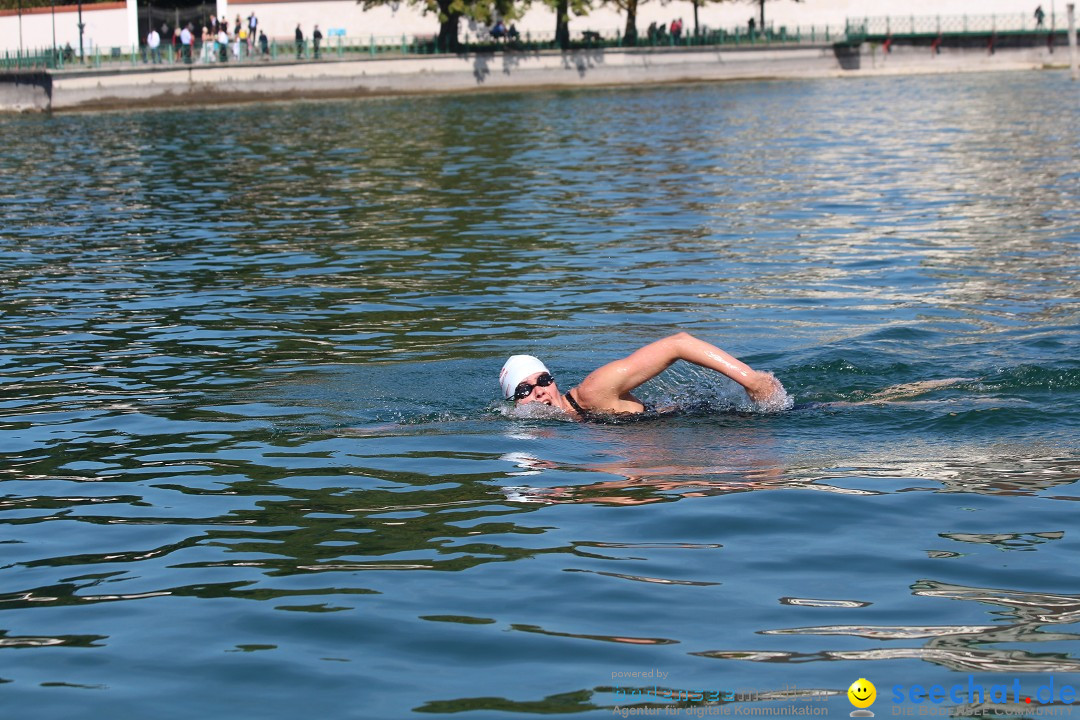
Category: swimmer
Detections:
[{"x1": 499, "y1": 332, "x2": 783, "y2": 419}]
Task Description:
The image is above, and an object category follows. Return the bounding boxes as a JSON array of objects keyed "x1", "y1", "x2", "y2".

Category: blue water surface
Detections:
[{"x1": 1, "y1": 70, "x2": 1078, "y2": 719}]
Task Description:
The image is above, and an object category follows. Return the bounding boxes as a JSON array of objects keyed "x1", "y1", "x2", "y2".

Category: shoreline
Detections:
[{"x1": 1, "y1": 42, "x2": 1065, "y2": 113}]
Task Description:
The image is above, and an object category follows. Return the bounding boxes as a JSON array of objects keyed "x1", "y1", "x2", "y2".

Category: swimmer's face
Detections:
[{"x1": 515, "y1": 371, "x2": 559, "y2": 406}]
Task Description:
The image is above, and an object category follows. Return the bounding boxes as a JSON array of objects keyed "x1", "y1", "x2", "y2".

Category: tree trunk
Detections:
[
  {"x1": 436, "y1": 0, "x2": 461, "y2": 53},
  {"x1": 623, "y1": 0, "x2": 638, "y2": 45},
  {"x1": 758, "y1": 0, "x2": 765, "y2": 34},
  {"x1": 555, "y1": 0, "x2": 569, "y2": 49},
  {"x1": 693, "y1": 0, "x2": 699, "y2": 36}
]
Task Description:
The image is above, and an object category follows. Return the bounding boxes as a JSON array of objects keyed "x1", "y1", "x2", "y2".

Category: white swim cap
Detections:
[{"x1": 499, "y1": 355, "x2": 550, "y2": 400}]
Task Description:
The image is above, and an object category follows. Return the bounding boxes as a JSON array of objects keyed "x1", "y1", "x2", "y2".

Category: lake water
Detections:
[{"x1": 1, "y1": 71, "x2": 1078, "y2": 719}]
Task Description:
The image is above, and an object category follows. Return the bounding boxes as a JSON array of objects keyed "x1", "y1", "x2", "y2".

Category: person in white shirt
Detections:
[
  {"x1": 217, "y1": 27, "x2": 229, "y2": 62},
  {"x1": 179, "y1": 25, "x2": 193, "y2": 64},
  {"x1": 147, "y1": 28, "x2": 161, "y2": 63}
]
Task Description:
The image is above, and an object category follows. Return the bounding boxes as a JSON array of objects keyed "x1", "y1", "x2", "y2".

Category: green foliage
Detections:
[
  {"x1": 600, "y1": 0, "x2": 632, "y2": 14},
  {"x1": 544, "y1": 0, "x2": 591, "y2": 19},
  {"x1": 543, "y1": 0, "x2": 593, "y2": 48},
  {"x1": 600, "y1": 0, "x2": 642, "y2": 43},
  {"x1": 361, "y1": 0, "x2": 520, "y2": 26},
  {"x1": 361, "y1": 0, "x2": 525, "y2": 52}
]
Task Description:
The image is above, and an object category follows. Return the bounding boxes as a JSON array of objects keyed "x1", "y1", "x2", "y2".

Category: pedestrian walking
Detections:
[
  {"x1": 179, "y1": 24, "x2": 193, "y2": 64},
  {"x1": 147, "y1": 27, "x2": 161, "y2": 63}
]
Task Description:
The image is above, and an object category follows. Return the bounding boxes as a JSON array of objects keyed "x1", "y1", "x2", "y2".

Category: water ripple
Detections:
[{"x1": 1, "y1": 72, "x2": 1078, "y2": 717}]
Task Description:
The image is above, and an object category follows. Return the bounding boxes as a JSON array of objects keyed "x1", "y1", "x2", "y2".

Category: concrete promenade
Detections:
[{"x1": 0, "y1": 40, "x2": 1064, "y2": 113}]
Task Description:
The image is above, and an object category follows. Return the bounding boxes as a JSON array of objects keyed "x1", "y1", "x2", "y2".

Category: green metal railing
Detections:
[
  {"x1": 2, "y1": 40, "x2": 305, "y2": 69},
  {"x1": 3, "y1": 23, "x2": 848, "y2": 70},
  {"x1": 3, "y1": 47, "x2": 69, "y2": 69},
  {"x1": 454, "y1": 23, "x2": 846, "y2": 50},
  {"x1": 847, "y1": 13, "x2": 1063, "y2": 40},
  {"x1": 6, "y1": 13, "x2": 1067, "y2": 71}
]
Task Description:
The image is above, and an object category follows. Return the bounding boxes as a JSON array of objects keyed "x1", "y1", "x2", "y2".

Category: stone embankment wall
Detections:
[{"x1": 0, "y1": 42, "x2": 1060, "y2": 113}]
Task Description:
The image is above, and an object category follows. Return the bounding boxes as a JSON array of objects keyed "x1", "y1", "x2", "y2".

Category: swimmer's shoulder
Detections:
[{"x1": 573, "y1": 382, "x2": 647, "y2": 413}]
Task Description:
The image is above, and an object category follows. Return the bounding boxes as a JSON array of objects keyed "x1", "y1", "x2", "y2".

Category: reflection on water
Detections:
[
  {"x1": 700, "y1": 580, "x2": 1080, "y2": 674},
  {"x1": 1, "y1": 71, "x2": 1078, "y2": 717},
  {"x1": 496, "y1": 446, "x2": 1080, "y2": 505}
]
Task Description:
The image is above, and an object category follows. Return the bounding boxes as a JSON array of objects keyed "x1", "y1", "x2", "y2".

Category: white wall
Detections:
[
  {"x1": 227, "y1": 0, "x2": 1051, "y2": 45},
  {"x1": 0, "y1": 0, "x2": 1053, "y2": 55},
  {"x1": 1, "y1": 4, "x2": 130, "y2": 55}
]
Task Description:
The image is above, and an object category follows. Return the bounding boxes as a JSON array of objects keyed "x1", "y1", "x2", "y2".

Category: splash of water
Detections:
[
  {"x1": 641, "y1": 365, "x2": 794, "y2": 415},
  {"x1": 749, "y1": 371, "x2": 795, "y2": 413},
  {"x1": 497, "y1": 402, "x2": 574, "y2": 421}
]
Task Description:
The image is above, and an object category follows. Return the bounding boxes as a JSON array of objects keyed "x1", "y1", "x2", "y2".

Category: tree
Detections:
[
  {"x1": 545, "y1": 0, "x2": 593, "y2": 49},
  {"x1": 685, "y1": 0, "x2": 726, "y2": 37},
  {"x1": 748, "y1": 0, "x2": 802, "y2": 35},
  {"x1": 603, "y1": 0, "x2": 645, "y2": 44},
  {"x1": 361, "y1": 0, "x2": 518, "y2": 53}
]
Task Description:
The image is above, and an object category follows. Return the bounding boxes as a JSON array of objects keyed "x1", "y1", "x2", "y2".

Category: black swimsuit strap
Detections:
[{"x1": 564, "y1": 390, "x2": 589, "y2": 417}]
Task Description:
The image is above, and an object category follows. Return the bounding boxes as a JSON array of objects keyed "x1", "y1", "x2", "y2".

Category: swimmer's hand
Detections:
[{"x1": 745, "y1": 371, "x2": 784, "y2": 404}]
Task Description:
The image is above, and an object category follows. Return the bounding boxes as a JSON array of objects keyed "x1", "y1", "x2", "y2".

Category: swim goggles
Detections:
[{"x1": 510, "y1": 373, "x2": 555, "y2": 401}]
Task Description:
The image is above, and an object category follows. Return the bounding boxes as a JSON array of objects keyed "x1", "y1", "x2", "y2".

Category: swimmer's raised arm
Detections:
[{"x1": 574, "y1": 332, "x2": 781, "y2": 408}]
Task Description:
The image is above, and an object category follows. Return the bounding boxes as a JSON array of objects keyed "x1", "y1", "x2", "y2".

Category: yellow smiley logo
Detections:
[{"x1": 848, "y1": 678, "x2": 876, "y2": 709}]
